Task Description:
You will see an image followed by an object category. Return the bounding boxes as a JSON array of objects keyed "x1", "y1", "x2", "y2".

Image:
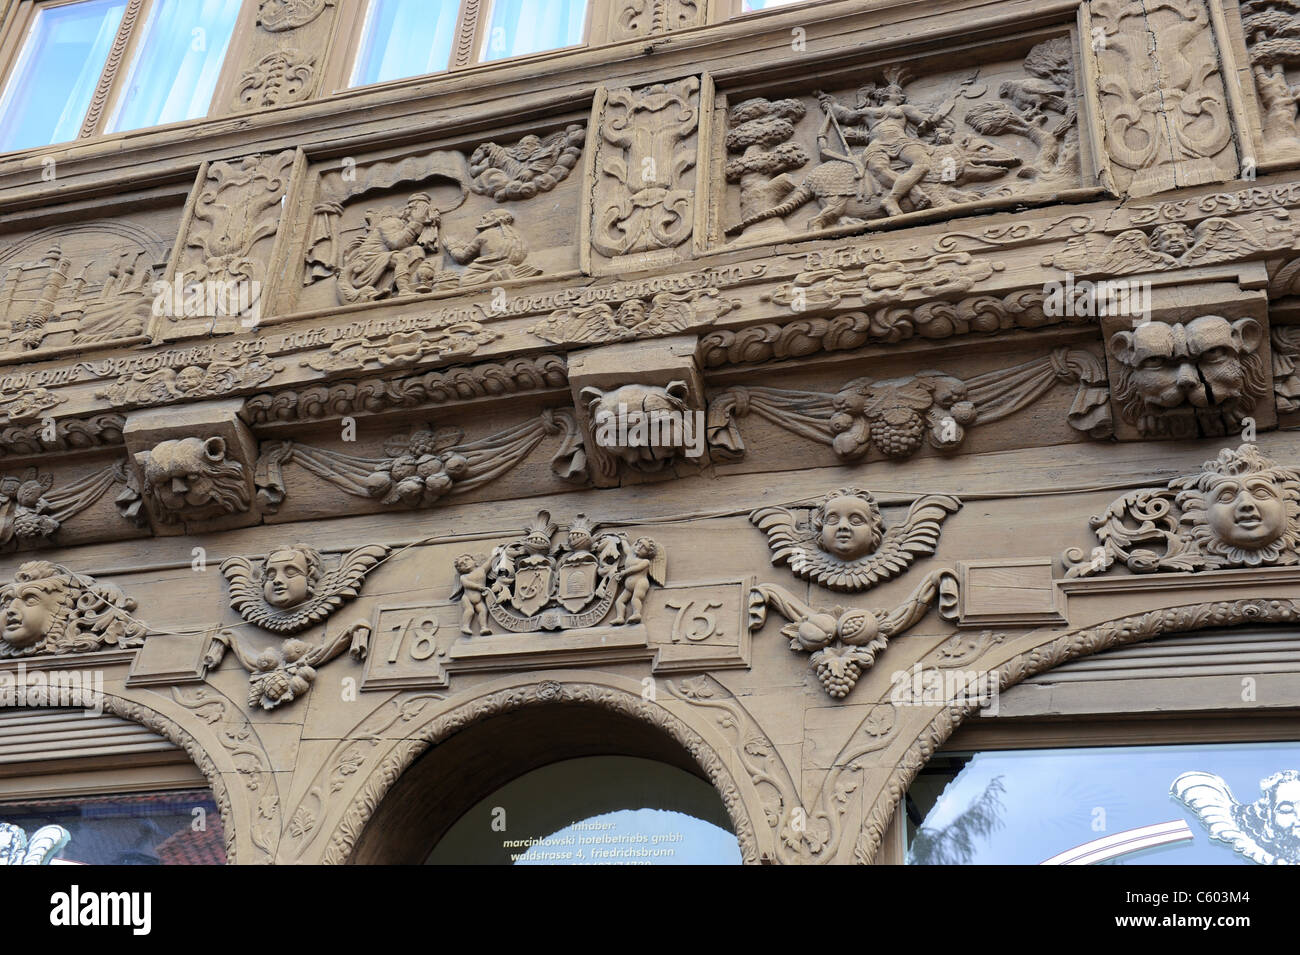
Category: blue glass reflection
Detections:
[
  {"x1": 480, "y1": 0, "x2": 586, "y2": 62},
  {"x1": 908, "y1": 741, "x2": 1300, "y2": 864},
  {"x1": 107, "y1": 0, "x2": 242, "y2": 133},
  {"x1": 0, "y1": 0, "x2": 127, "y2": 152},
  {"x1": 350, "y1": 0, "x2": 458, "y2": 87}
]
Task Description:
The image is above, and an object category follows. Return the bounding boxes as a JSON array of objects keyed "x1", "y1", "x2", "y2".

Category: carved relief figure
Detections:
[
  {"x1": 450, "y1": 511, "x2": 666, "y2": 634},
  {"x1": 204, "y1": 622, "x2": 371, "y2": 710},
  {"x1": 724, "y1": 98, "x2": 810, "y2": 240},
  {"x1": 1109, "y1": 316, "x2": 1268, "y2": 438},
  {"x1": 1064, "y1": 444, "x2": 1300, "y2": 575},
  {"x1": 337, "y1": 195, "x2": 445, "y2": 304},
  {"x1": 468, "y1": 125, "x2": 585, "y2": 201},
  {"x1": 138, "y1": 436, "x2": 250, "y2": 524},
  {"x1": 1173, "y1": 769, "x2": 1300, "y2": 864},
  {"x1": 221, "y1": 543, "x2": 390, "y2": 634},
  {"x1": 1241, "y1": 1, "x2": 1300, "y2": 149},
  {"x1": 611, "y1": 537, "x2": 666, "y2": 624},
  {"x1": 0, "y1": 561, "x2": 147, "y2": 657},
  {"x1": 529, "y1": 289, "x2": 735, "y2": 345},
  {"x1": 1047, "y1": 214, "x2": 1292, "y2": 275},
  {"x1": 444, "y1": 210, "x2": 541, "y2": 286},
  {"x1": 751, "y1": 488, "x2": 961, "y2": 592}
]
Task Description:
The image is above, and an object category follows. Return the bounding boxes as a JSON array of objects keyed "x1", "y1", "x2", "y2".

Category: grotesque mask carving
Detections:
[
  {"x1": 582, "y1": 380, "x2": 702, "y2": 472},
  {"x1": 1176, "y1": 444, "x2": 1300, "y2": 566},
  {"x1": 1109, "y1": 315, "x2": 1268, "y2": 437},
  {"x1": 0, "y1": 561, "x2": 146, "y2": 657},
  {"x1": 1065, "y1": 444, "x2": 1300, "y2": 575},
  {"x1": 140, "y1": 436, "x2": 250, "y2": 524}
]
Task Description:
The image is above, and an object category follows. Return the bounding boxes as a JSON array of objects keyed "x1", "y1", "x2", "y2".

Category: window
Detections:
[
  {"x1": 0, "y1": 0, "x2": 242, "y2": 154},
  {"x1": 740, "y1": 0, "x2": 809, "y2": 8},
  {"x1": 907, "y1": 740, "x2": 1300, "y2": 865},
  {"x1": 348, "y1": 0, "x2": 588, "y2": 87}
]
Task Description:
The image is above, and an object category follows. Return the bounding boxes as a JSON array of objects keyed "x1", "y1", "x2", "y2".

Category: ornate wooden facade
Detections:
[{"x1": 1, "y1": 0, "x2": 1299, "y2": 864}]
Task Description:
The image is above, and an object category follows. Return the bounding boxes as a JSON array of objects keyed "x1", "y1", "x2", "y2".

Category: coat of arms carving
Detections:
[{"x1": 453, "y1": 511, "x2": 665, "y2": 634}]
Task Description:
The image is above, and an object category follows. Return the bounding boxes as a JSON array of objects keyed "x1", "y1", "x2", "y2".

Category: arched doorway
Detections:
[{"x1": 349, "y1": 697, "x2": 744, "y2": 864}]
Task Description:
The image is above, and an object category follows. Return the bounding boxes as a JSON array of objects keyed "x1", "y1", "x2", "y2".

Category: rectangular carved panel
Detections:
[
  {"x1": 1085, "y1": 0, "x2": 1240, "y2": 195},
  {"x1": 157, "y1": 149, "x2": 302, "y2": 341},
  {"x1": 584, "y1": 76, "x2": 701, "y2": 275},
  {"x1": 712, "y1": 35, "x2": 1087, "y2": 247}
]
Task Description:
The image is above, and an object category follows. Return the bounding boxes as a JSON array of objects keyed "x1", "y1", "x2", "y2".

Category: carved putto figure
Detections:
[
  {"x1": 1064, "y1": 444, "x2": 1300, "y2": 575},
  {"x1": 529, "y1": 289, "x2": 735, "y2": 345},
  {"x1": 220, "y1": 543, "x2": 390, "y2": 634},
  {"x1": 0, "y1": 561, "x2": 147, "y2": 657},
  {"x1": 137, "y1": 436, "x2": 250, "y2": 524},
  {"x1": 452, "y1": 511, "x2": 666, "y2": 634},
  {"x1": 205, "y1": 623, "x2": 371, "y2": 710},
  {"x1": 1173, "y1": 769, "x2": 1300, "y2": 865},
  {"x1": 751, "y1": 488, "x2": 961, "y2": 592},
  {"x1": 1046, "y1": 214, "x2": 1289, "y2": 276},
  {"x1": 1109, "y1": 316, "x2": 1268, "y2": 438}
]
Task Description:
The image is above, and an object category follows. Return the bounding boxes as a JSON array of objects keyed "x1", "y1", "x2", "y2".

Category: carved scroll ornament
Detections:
[
  {"x1": 1064, "y1": 444, "x2": 1300, "y2": 575},
  {"x1": 221, "y1": 543, "x2": 390, "y2": 635},
  {"x1": 708, "y1": 347, "x2": 1111, "y2": 462},
  {"x1": 752, "y1": 488, "x2": 961, "y2": 592}
]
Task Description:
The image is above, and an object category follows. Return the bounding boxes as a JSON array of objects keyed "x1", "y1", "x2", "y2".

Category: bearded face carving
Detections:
[
  {"x1": 140, "y1": 436, "x2": 250, "y2": 524},
  {"x1": 1173, "y1": 769, "x2": 1300, "y2": 865},
  {"x1": 1109, "y1": 316, "x2": 1267, "y2": 437}
]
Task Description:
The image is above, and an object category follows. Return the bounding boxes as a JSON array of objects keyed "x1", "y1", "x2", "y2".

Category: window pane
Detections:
[
  {"x1": 480, "y1": 0, "x2": 586, "y2": 62},
  {"x1": 742, "y1": 0, "x2": 808, "y2": 9},
  {"x1": 350, "y1": 0, "x2": 458, "y2": 87},
  {"x1": 907, "y1": 741, "x2": 1300, "y2": 865},
  {"x1": 0, "y1": 789, "x2": 225, "y2": 864},
  {"x1": 0, "y1": 0, "x2": 127, "y2": 152},
  {"x1": 106, "y1": 0, "x2": 242, "y2": 133}
]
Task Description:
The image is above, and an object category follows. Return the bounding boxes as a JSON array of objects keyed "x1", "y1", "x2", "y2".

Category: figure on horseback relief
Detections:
[{"x1": 722, "y1": 36, "x2": 1082, "y2": 241}]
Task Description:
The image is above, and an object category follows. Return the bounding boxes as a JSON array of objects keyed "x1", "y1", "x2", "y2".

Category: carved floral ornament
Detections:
[{"x1": 1064, "y1": 444, "x2": 1300, "y2": 576}]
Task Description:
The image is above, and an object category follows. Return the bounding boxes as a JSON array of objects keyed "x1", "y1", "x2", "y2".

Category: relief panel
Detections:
[{"x1": 711, "y1": 36, "x2": 1085, "y2": 247}]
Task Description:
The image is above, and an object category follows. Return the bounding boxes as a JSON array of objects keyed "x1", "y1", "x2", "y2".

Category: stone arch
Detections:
[
  {"x1": 851, "y1": 596, "x2": 1300, "y2": 864},
  {"x1": 321, "y1": 675, "x2": 762, "y2": 864},
  {"x1": 0, "y1": 690, "x2": 241, "y2": 863}
]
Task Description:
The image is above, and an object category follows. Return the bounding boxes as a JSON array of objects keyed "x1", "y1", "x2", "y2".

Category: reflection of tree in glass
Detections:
[{"x1": 908, "y1": 777, "x2": 1006, "y2": 865}]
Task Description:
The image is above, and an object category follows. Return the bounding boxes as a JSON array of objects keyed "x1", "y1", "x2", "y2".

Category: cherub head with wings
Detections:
[
  {"x1": 257, "y1": 543, "x2": 325, "y2": 610},
  {"x1": 221, "y1": 543, "x2": 389, "y2": 634},
  {"x1": 811, "y1": 487, "x2": 884, "y2": 561}
]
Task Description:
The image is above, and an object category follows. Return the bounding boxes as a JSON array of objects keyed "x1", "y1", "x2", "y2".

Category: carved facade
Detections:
[{"x1": 2, "y1": 0, "x2": 1300, "y2": 872}]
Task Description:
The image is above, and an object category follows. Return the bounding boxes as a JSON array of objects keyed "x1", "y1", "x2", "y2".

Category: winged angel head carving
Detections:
[
  {"x1": 1173, "y1": 770, "x2": 1300, "y2": 865},
  {"x1": 751, "y1": 488, "x2": 961, "y2": 592},
  {"x1": 220, "y1": 543, "x2": 389, "y2": 634}
]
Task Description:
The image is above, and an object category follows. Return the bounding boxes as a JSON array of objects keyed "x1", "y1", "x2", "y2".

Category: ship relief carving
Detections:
[
  {"x1": 0, "y1": 561, "x2": 147, "y2": 658},
  {"x1": 453, "y1": 511, "x2": 665, "y2": 634},
  {"x1": 751, "y1": 488, "x2": 961, "y2": 592},
  {"x1": 1064, "y1": 444, "x2": 1300, "y2": 575}
]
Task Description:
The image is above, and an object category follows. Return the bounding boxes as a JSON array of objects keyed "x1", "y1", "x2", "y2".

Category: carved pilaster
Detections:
[
  {"x1": 1083, "y1": 0, "x2": 1245, "y2": 195},
  {"x1": 583, "y1": 76, "x2": 703, "y2": 274}
]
